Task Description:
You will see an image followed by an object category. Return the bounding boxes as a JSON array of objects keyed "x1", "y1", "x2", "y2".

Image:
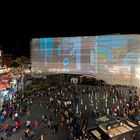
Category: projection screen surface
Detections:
[{"x1": 31, "y1": 35, "x2": 140, "y2": 86}]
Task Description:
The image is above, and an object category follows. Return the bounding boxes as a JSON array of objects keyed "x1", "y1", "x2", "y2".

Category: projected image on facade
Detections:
[
  {"x1": 31, "y1": 37, "x2": 96, "y2": 74},
  {"x1": 95, "y1": 36, "x2": 130, "y2": 83},
  {"x1": 31, "y1": 35, "x2": 140, "y2": 86}
]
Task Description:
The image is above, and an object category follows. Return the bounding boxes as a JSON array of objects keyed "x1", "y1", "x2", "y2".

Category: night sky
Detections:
[
  {"x1": 1, "y1": 27, "x2": 138, "y2": 58},
  {"x1": 0, "y1": 7, "x2": 139, "y2": 58},
  {"x1": 0, "y1": 28, "x2": 110, "y2": 58}
]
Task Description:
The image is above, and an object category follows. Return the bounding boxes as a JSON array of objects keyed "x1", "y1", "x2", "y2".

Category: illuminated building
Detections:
[
  {"x1": 31, "y1": 35, "x2": 140, "y2": 87},
  {"x1": 0, "y1": 46, "x2": 3, "y2": 67},
  {"x1": 3, "y1": 54, "x2": 13, "y2": 67}
]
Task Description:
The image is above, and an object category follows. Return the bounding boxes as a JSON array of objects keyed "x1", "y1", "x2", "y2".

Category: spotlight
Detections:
[
  {"x1": 120, "y1": 122, "x2": 123, "y2": 126},
  {"x1": 107, "y1": 126, "x2": 111, "y2": 130},
  {"x1": 109, "y1": 134, "x2": 113, "y2": 138}
]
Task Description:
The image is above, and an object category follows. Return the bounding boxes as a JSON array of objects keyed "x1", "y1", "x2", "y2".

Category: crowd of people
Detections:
[{"x1": 0, "y1": 75, "x2": 140, "y2": 140}]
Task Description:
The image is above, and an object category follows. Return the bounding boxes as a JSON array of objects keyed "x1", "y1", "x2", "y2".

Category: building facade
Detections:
[
  {"x1": 3, "y1": 54, "x2": 13, "y2": 67},
  {"x1": 0, "y1": 47, "x2": 3, "y2": 67}
]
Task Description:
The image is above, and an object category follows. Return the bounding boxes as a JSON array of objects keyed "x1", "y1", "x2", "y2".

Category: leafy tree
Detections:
[{"x1": 9, "y1": 61, "x2": 20, "y2": 68}]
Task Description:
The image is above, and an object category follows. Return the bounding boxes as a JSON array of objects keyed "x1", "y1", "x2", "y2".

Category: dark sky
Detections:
[
  {"x1": 0, "y1": 5, "x2": 139, "y2": 58},
  {"x1": 1, "y1": 25, "x2": 139, "y2": 58}
]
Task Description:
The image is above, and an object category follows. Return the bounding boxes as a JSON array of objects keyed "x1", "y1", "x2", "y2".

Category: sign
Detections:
[{"x1": 70, "y1": 78, "x2": 78, "y2": 84}]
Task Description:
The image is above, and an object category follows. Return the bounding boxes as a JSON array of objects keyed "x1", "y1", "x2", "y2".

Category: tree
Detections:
[{"x1": 9, "y1": 61, "x2": 20, "y2": 68}]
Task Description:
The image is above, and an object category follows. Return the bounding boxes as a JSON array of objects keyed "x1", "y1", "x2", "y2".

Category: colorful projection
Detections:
[
  {"x1": 31, "y1": 37, "x2": 96, "y2": 74},
  {"x1": 31, "y1": 35, "x2": 140, "y2": 86}
]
